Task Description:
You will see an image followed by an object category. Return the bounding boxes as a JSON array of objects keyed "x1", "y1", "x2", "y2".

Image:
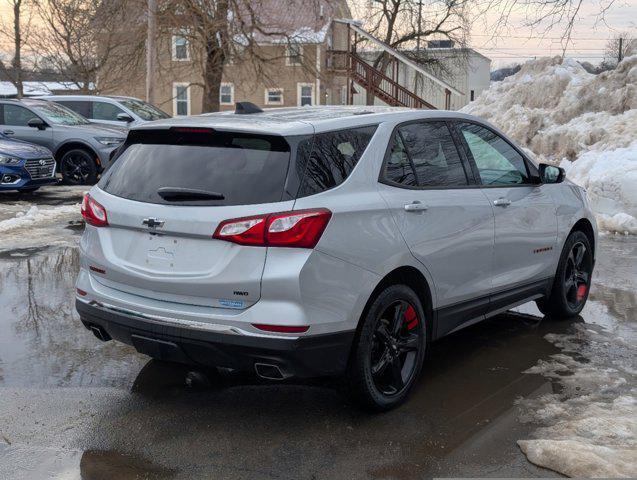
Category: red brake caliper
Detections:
[
  {"x1": 404, "y1": 305, "x2": 418, "y2": 330},
  {"x1": 576, "y1": 285, "x2": 587, "y2": 302}
]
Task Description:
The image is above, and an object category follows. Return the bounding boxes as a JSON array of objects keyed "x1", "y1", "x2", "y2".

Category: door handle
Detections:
[
  {"x1": 2, "y1": 130, "x2": 14, "y2": 135},
  {"x1": 493, "y1": 198, "x2": 512, "y2": 207},
  {"x1": 404, "y1": 201, "x2": 428, "y2": 212}
]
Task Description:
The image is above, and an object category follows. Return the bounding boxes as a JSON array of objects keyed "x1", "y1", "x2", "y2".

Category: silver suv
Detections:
[{"x1": 75, "y1": 105, "x2": 597, "y2": 410}]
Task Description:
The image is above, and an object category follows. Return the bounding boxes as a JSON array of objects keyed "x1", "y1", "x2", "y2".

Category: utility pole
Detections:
[
  {"x1": 618, "y1": 37, "x2": 624, "y2": 64},
  {"x1": 416, "y1": 0, "x2": 423, "y2": 53},
  {"x1": 146, "y1": 0, "x2": 156, "y2": 104}
]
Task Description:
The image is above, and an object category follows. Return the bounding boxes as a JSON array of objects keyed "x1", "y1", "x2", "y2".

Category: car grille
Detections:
[{"x1": 24, "y1": 157, "x2": 56, "y2": 179}]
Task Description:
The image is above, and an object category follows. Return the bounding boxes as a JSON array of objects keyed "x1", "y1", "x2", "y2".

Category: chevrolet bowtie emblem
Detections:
[{"x1": 142, "y1": 217, "x2": 165, "y2": 229}]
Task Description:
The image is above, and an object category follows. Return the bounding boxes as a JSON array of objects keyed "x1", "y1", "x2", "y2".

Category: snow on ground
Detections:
[
  {"x1": 462, "y1": 55, "x2": 637, "y2": 234},
  {"x1": 0, "y1": 205, "x2": 80, "y2": 233},
  {"x1": 516, "y1": 323, "x2": 637, "y2": 477}
]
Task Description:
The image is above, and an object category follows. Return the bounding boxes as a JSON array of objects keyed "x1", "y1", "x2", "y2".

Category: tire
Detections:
[
  {"x1": 347, "y1": 284, "x2": 427, "y2": 411},
  {"x1": 538, "y1": 230, "x2": 593, "y2": 318},
  {"x1": 60, "y1": 149, "x2": 98, "y2": 185}
]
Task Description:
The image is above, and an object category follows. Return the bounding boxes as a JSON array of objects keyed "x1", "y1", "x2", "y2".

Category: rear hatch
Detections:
[{"x1": 89, "y1": 127, "x2": 308, "y2": 310}]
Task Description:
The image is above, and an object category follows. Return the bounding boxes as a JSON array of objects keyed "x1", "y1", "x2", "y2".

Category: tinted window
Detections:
[
  {"x1": 93, "y1": 101, "x2": 125, "y2": 121},
  {"x1": 100, "y1": 131, "x2": 291, "y2": 206},
  {"x1": 398, "y1": 122, "x2": 467, "y2": 187},
  {"x1": 384, "y1": 132, "x2": 417, "y2": 186},
  {"x1": 296, "y1": 126, "x2": 377, "y2": 197},
  {"x1": 3, "y1": 105, "x2": 37, "y2": 126},
  {"x1": 457, "y1": 122, "x2": 530, "y2": 185},
  {"x1": 56, "y1": 100, "x2": 91, "y2": 118}
]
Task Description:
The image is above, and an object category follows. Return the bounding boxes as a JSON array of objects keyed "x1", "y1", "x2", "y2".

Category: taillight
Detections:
[
  {"x1": 213, "y1": 208, "x2": 331, "y2": 248},
  {"x1": 81, "y1": 193, "x2": 108, "y2": 227},
  {"x1": 252, "y1": 324, "x2": 310, "y2": 333}
]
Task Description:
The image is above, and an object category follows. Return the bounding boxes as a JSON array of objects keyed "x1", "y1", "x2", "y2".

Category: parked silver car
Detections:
[
  {"x1": 75, "y1": 105, "x2": 597, "y2": 410},
  {"x1": 0, "y1": 98, "x2": 127, "y2": 184},
  {"x1": 39, "y1": 95, "x2": 171, "y2": 128}
]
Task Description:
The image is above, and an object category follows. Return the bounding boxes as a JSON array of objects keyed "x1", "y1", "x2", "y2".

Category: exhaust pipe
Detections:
[
  {"x1": 89, "y1": 325, "x2": 111, "y2": 342},
  {"x1": 254, "y1": 363, "x2": 285, "y2": 380}
]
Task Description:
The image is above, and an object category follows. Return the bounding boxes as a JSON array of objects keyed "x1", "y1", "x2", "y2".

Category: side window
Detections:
[
  {"x1": 93, "y1": 102, "x2": 125, "y2": 121},
  {"x1": 296, "y1": 125, "x2": 377, "y2": 197},
  {"x1": 457, "y1": 122, "x2": 530, "y2": 185},
  {"x1": 56, "y1": 101, "x2": 91, "y2": 118},
  {"x1": 3, "y1": 105, "x2": 37, "y2": 126},
  {"x1": 383, "y1": 132, "x2": 417, "y2": 186},
  {"x1": 397, "y1": 121, "x2": 468, "y2": 187}
]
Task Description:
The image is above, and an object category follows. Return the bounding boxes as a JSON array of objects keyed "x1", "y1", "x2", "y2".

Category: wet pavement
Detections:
[{"x1": 0, "y1": 186, "x2": 635, "y2": 479}]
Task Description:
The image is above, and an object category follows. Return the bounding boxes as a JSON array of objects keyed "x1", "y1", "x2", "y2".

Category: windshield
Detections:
[
  {"x1": 31, "y1": 102, "x2": 91, "y2": 126},
  {"x1": 119, "y1": 99, "x2": 170, "y2": 121},
  {"x1": 100, "y1": 130, "x2": 291, "y2": 206}
]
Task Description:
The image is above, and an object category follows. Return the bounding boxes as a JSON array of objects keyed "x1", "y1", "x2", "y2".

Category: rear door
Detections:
[
  {"x1": 454, "y1": 121, "x2": 558, "y2": 294},
  {"x1": 90, "y1": 128, "x2": 305, "y2": 310},
  {"x1": 378, "y1": 120, "x2": 495, "y2": 335}
]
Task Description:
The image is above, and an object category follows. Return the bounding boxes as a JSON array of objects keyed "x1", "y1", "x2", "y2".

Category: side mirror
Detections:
[
  {"x1": 27, "y1": 118, "x2": 47, "y2": 130},
  {"x1": 116, "y1": 113, "x2": 134, "y2": 123},
  {"x1": 539, "y1": 163, "x2": 565, "y2": 184}
]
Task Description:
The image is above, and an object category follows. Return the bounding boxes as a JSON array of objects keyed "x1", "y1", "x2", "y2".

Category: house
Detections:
[
  {"x1": 98, "y1": 1, "x2": 490, "y2": 114},
  {"x1": 101, "y1": 0, "x2": 352, "y2": 115}
]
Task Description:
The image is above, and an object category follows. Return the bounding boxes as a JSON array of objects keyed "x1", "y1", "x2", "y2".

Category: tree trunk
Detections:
[
  {"x1": 202, "y1": 40, "x2": 225, "y2": 113},
  {"x1": 13, "y1": 0, "x2": 23, "y2": 98}
]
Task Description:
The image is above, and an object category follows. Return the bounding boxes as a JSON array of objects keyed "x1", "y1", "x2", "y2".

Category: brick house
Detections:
[{"x1": 101, "y1": 0, "x2": 352, "y2": 116}]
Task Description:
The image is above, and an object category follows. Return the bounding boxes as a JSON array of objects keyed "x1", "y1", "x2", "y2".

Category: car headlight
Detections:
[
  {"x1": 95, "y1": 137, "x2": 125, "y2": 146},
  {"x1": 0, "y1": 155, "x2": 22, "y2": 165}
]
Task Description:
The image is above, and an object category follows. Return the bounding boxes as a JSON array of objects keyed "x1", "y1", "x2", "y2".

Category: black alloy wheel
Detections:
[{"x1": 60, "y1": 149, "x2": 97, "y2": 185}]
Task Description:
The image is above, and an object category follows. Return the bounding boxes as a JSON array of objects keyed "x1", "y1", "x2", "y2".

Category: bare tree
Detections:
[
  {"x1": 603, "y1": 33, "x2": 634, "y2": 67},
  {"x1": 32, "y1": 0, "x2": 146, "y2": 93},
  {"x1": 0, "y1": 0, "x2": 34, "y2": 98},
  {"x1": 155, "y1": 0, "x2": 320, "y2": 112}
]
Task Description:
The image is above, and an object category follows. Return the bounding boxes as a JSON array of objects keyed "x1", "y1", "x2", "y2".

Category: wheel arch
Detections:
[
  {"x1": 54, "y1": 141, "x2": 99, "y2": 171},
  {"x1": 569, "y1": 218, "x2": 596, "y2": 259},
  {"x1": 349, "y1": 266, "x2": 435, "y2": 361}
]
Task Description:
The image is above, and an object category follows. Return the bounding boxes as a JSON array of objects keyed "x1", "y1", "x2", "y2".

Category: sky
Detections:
[{"x1": 468, "y1": 0, "x2": 637, "y2": 67}]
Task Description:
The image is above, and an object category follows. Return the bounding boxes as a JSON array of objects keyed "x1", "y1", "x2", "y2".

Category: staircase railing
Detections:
[{"x1": 348, "y1": 52, "x2": 435, "y2": 109}]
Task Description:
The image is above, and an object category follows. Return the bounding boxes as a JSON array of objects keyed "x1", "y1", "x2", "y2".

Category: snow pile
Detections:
[
  {"x1": 516, "y1": 325, "x2": 637, "y2": 477},
  {"x1": 0, "y1": 205, "x2": 80, "y2": 233},
  {"x1": 462, "y1": 55, "x2": 637, "y2": 234}
]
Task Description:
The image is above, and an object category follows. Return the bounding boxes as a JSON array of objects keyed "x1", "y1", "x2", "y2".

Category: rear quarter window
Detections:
[{"x1": 296, "y1": 125, "x2": 377, "y2": 197}]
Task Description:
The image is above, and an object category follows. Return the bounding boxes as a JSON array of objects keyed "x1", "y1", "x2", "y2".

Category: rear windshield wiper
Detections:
[{"x1": 157, "y1": 187, "x2": 225, "y2": 201}]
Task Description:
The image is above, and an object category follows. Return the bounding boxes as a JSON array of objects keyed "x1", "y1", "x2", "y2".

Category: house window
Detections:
[
  {"x1": 265, "y1": 88, "x2": 283, "y2": 105},
  {"x1": 173, "y1": 83, "x2": 190, "y2": 116},
  {"x1": 220, "y1": 83, "x2": 234, "y2": 105},
  {"x1": 172, "y1": 34, "x2": 189, "y2": 61},
  {"x1": 297, "y1": 83, "x2": 314, "y2": 106},
  {"x1": 470, "y1": 90, "x2": 475, "y2": 101},
  {"x1": 286, "y1": 43, "x2": 303, "y2": 66}
]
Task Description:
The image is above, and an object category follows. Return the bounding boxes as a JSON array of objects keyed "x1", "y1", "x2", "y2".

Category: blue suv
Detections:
[{"x1": 0, "y1": 132, "x2": 57, "y2": 192}]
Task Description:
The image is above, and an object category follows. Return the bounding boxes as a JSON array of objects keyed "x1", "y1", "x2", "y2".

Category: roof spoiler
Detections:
[{"x1": 235, "y1": 102, "x2": 263, "y2": 114}]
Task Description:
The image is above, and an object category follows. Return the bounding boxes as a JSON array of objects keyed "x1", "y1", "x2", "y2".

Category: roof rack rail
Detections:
[{"x1": 235, "y1": 102, "x2": 263, "y2": 114}]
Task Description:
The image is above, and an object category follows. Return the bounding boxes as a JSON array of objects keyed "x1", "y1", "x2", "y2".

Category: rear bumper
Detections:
[{"x1": 76, "y1": 299, "x2": 355, "y2": 379}]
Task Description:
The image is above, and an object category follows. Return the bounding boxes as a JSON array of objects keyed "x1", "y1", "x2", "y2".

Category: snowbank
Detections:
[
  {"x1": 0, "y1": 205, "x2": 80, "y2": 233},
  {"x1": 462, "y1": 55, "x2": 637, "y2": 234}
]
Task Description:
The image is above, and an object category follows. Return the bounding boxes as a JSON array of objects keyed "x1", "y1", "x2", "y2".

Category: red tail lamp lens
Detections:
[
  {"x1": 76, "y1": 288, "x2": 87, "y2": 296},
  {"x1": 213, "y1": 209, "x2": 331, "y2": 248},
  {"x1": 81, "y1": 193, "x2": 108, "y2": 227},
  {"x1": 252, "y1": 324, "x2": 310, "y2": 334}
]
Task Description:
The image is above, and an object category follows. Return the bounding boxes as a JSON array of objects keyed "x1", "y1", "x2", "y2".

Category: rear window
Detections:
[
  {"x1": 296, "y1": 125, "x2": 377, "y2": 197},
  {"x1": 100, "y1": 129, "x2": 291, "y2": 206}
]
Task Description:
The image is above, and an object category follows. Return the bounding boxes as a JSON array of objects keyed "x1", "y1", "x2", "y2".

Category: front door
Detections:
[
  {"x1": 0, "y1": 104, "x2": 54, "y2": 150},
  {"x1": 378, "y1": 120, "x2": 495, "y2": 335},
  {"x1": 454, "y1": 121, "x2": 558, "y2": 294}
]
